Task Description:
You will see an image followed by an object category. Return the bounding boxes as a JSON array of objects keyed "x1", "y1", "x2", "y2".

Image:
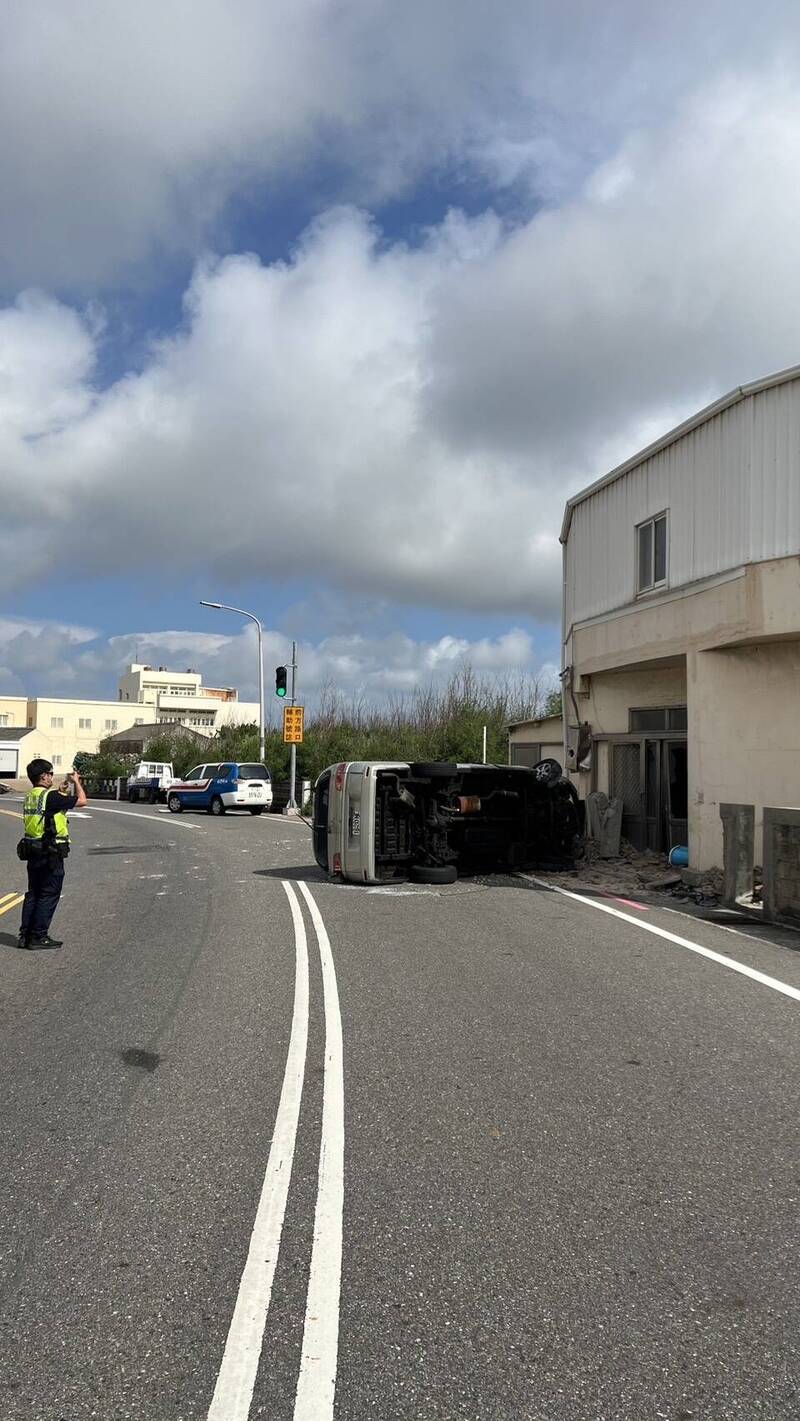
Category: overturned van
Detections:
[{"x1": 312, "y1": 760, "x2": 583, "y2": 885}]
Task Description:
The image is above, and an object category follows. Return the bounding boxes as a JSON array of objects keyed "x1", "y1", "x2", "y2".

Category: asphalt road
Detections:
[{"x1": 0, "y1": 795, "x2": 798, "y2": 1420}]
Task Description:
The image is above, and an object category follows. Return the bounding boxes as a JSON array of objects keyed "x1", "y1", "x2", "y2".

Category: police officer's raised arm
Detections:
[{"x1": 69, "y1": 769, "x2": 88, "y2": 808}]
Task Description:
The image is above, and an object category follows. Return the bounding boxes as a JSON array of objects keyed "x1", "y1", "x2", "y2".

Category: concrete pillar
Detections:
[
  {"x1": 719, "y1": 803, "x2": 754, "y2": 906},
  {"x1": 763, "y1": 807, "x2": 800, "y2": 923}
]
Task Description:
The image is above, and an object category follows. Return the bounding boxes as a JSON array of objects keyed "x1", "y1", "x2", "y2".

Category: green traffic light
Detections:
[{"x1": 276, "y1": 665, "x2": 288, "y2": 697}]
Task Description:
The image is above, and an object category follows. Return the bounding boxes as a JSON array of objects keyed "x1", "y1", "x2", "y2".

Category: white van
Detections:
[{"x1": 312, "y1": 759, "x2": 582, "y2": 885}]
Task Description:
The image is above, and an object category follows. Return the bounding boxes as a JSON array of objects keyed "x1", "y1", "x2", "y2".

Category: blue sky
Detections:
[{"x1": 2, "y1": 1, "x2": 800, "y2": 705}]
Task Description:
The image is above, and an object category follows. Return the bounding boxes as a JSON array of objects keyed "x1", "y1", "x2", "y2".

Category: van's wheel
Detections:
[
  {"x1": 409, "y1": 762, "x2": 458, "y2": 779},
  {"x1": 532, "y1": 758, "x2": 563, "y2": 787},
  {"x1": 167, "y1": 794, "x2": 183, "y2": 814},
  {"x1": 209, "y1": 795, "x2": 226, "y2": 816},
  {"x1": 249, "y1": 807, "x2": 263, "y2": 815},
  {"x1": 409, "y1": 863, "x2": 457, "y2": 884}
]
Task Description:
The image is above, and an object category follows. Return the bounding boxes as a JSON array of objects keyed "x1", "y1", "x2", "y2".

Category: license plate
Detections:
[{"x1": 350, "y1": 808, "x2": 360, "y2": 837}]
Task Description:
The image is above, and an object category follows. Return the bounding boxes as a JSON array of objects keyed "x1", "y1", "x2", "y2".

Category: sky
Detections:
[{"x1": 2, "y1": 0, "x2": 800, "y2": 707}]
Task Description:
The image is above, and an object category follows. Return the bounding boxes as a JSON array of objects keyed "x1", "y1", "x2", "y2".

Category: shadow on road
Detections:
[{"x1": 254, "y1": 865, "x2": 328, "y2": 883}]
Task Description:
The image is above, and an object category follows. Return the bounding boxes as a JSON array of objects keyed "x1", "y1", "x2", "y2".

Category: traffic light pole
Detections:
[{"x1": 284, "y1": 640, "x2": 299, "y2": 815}]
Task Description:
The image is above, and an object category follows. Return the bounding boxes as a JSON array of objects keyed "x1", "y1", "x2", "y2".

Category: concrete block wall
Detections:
[
  {"x1": 763, "y1": 808, "x2": 800, "y2": 922},
  {"x1": 719, "y1": 803, "x2": 755, "y2": 906}
]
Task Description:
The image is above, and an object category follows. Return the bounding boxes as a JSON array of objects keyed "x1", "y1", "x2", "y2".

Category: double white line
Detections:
[{"x1": 207, "y1": 880, "x2": 344, "y2": 1421}]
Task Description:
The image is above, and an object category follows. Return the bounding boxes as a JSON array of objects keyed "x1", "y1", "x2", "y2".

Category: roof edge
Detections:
[{"x1": 560, "y1": 362, "x2": 800, "y2": 542}]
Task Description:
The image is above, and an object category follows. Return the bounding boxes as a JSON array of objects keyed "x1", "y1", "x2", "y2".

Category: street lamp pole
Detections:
[{"x1": 199, "y1": 600, "x2": 265, "y2": 763}]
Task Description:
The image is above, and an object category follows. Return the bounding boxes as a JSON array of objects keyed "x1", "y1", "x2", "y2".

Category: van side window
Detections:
[{"x1": 183, "y1": 766, "x2": 204, "y2": 781}]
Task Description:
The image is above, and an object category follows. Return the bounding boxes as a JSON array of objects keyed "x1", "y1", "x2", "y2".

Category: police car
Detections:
[{"x1": 166, "y1": 762, "x2": 273, "y2": 815}]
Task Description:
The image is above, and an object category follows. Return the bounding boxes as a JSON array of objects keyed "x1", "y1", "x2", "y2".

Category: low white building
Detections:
[
  {"x1": 562, "y1": 363, "x2": 800, "y2": 870},
  {"x1": 0, "y1": 726, "x2": 56, "y2": 781},
  {"x1": 507, "y1": 713, "x2": 564, "y2": 768}
]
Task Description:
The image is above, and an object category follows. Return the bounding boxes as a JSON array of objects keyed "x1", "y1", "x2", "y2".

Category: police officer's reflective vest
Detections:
[{"x1": 22, "y1": 786, "x2": 70, "y2": 846}]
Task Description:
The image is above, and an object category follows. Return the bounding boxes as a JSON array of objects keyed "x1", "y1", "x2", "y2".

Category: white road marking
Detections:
[
  {"x1": 87, "y1": 805, "x2": 201, "y2": 830},
  {"x1": 365, "y1": 884, "x2": 440, "y2": 896},
  {"x1": 207, "y1": 881, "x2": 310, "y2": 1421},
  {"x1": 68, "y1": 810, "x2": 92, "y2": 818},
  {"x1": 526, "y1": 876, "x2": 800, "y2": 1004},
  {"x1": 294, "y1": 881, "x2": 345, "y2": 1421}
]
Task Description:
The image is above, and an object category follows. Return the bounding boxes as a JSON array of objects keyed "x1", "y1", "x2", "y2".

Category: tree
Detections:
[{"x1": 543, "y1": 687, "x2": 563, "y2": 718}]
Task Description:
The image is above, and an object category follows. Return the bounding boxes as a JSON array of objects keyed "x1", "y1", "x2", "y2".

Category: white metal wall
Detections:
[{"x1": 565, "y1": 380, "x2": 800, "y2": 629}]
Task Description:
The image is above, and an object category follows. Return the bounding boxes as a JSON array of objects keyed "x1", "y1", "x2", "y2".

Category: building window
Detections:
[
  {"x1": 629, "y1": 706, "x2": 687, "y2": 733},
  {"x1": 79, "y1": 717, "x2": 92, "y2": 730},
  {"x1": 52, "y1": 755, "x2": 62, "y2": 767},
  {"x1": 510, "y1": 742, "x2": 542, "y2": 768},
  {"x1": 0, "y1": 714, "x2": 8, "y2": 726},
  {"x1": 134, "y1": 718, "x2": 144, "y2": 725},
  {"x1": 104, "y1": 719, "x2": 118, "y2": 731},
  {"x1": 50, "y1": 717, "x2": 64, "y2": 729},
  {"x1": 636, "y1": 512, "x2": 668, "y2": 594}
]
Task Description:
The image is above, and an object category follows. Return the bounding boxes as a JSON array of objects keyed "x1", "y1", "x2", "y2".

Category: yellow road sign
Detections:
[{"x1": 283, "y1": 705, "x2": 305, "y2": 743}]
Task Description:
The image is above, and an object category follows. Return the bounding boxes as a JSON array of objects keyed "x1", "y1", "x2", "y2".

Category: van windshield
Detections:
[{"x1": 237, "y1": 764, "x2": 270, "y2": 780}]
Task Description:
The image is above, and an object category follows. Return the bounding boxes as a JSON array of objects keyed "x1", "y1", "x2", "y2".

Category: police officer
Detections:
[{"x1": 18, "y1": 758, "x2": 87, "y2": 950}]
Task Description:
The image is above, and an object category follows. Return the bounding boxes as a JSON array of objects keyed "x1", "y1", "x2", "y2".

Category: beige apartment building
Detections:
[
  {"x1": 561, "y1": 364, "x2": 800, "y2": 871},
  {"x1": 0, "y1": 664, "x2": 260, "y2": 776}
]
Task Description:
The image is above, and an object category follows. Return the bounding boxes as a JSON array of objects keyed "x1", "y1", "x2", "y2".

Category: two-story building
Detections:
[{"x1": 562, "y1": 364, "x2": 800, "y2": 870}]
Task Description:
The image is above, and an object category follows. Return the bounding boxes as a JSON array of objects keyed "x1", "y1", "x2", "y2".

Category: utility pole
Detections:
[{"x1": 284, "y1": 640, "x2": 299, "y2": 815}]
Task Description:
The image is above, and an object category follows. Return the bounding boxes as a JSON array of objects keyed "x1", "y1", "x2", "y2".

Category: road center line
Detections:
[
  {"x1": 0, "y1": 893, "x2": 25, "y2": 918},
  {"x1": 207, "y1": 881, "x2": 310, "y2": 1421},
  {"x1": 294, "y1": 881, "x2": 345, "y2": 1421},
  {"x1": 526, "y1": 876, "x2": 800, "y2": 1004},
  {"x1": 87, "y1": 806, "x2": 200, "y2": 830}
]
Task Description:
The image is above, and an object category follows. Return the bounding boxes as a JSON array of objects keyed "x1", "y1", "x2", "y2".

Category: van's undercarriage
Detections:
[{"x1": 371, "y1": 761, "x2": 582, "y2": 883}]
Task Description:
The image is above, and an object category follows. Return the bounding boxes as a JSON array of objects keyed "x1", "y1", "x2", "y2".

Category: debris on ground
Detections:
[{"x1": 537, "y1": 838, "x2": 724, "y2": 907}]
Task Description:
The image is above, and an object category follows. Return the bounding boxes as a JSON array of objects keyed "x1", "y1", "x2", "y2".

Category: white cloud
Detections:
[
  {"x1": 0, "y1": 206, "x2": 562, "y2": 615},
  {"x1": 5, "y1": 61, "x2": 800, "y2": 631},
  {"x1": 0, "y1": 617, "x2": 550, "y2": 708},
  {"x1": 1, "y1": 1, "x2": 797, "y2": 289}
]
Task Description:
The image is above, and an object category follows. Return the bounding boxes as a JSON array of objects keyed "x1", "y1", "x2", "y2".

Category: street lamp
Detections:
[{"x1": 199, "y1": 600, "x2": 265, "y2": 763}]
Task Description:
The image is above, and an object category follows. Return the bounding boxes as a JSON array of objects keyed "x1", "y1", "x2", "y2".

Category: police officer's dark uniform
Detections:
[{"x1": 18, "y1": 760, "x2": 85, "y2": 949}]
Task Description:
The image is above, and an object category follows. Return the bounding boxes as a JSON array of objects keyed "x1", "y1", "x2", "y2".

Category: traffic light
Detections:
[{"x1": 275, "y1": 665, "x2": 288, "y2": 698}]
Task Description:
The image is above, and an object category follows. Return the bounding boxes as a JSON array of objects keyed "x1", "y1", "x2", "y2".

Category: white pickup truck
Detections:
[{"x1": 127, "y1": 761, "x2": 179, "y2": 804}]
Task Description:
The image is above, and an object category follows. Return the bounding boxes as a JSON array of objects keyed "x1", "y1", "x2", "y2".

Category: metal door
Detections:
[{"x1": 611, "y1": 741, "x2": 646, "y2": 850}]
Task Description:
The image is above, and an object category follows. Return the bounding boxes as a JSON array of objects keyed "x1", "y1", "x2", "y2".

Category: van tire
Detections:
[
  {"x1": 249, "y1": 807, "x2": 263, "y2": 815},
  {"x1": 209, "y1": 796, "x2": 225, "y2": 816},
  {"x1": 167, "y1": 794, "x2": 183, "y2": 814},
  {"x1": 409, "y1": 762, "x2": 458, "y2": 779},
  {"x1": 409, "y1": 863, "x2": 457, "y2": 884}
]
